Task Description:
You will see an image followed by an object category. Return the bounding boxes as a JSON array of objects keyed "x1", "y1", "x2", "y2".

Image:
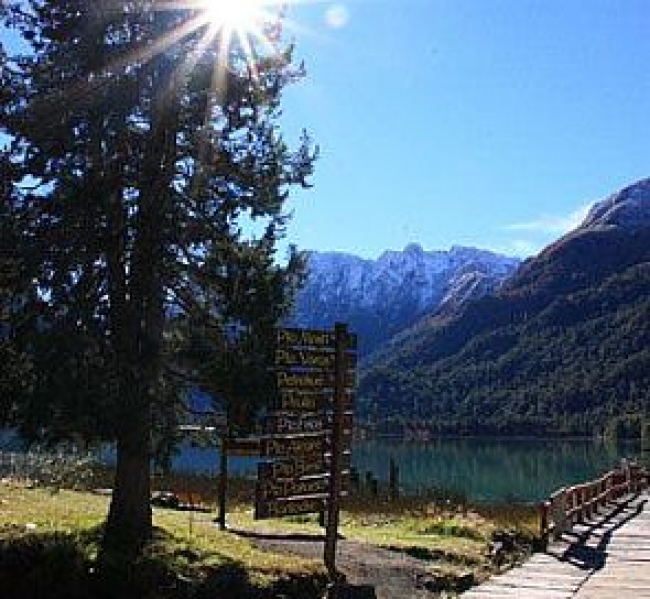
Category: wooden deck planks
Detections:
[
  {"x1": 575, "y1": 499, "x2": 650, "y2": 598},
  {"x1": 463, "y1": 492, "x2": 650, "y2": 598}
]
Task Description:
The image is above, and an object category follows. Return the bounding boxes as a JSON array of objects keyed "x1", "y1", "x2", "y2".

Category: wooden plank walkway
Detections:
[{"x1": 463, "y1": 492, "x2": 650, "y2": 598}]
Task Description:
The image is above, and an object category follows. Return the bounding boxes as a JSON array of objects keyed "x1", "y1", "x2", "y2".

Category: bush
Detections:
[
  {"x1": 419, "y1": 519, "x2": 483, "y2": 540},
  {"x1": 0, "y1": 533, "x2": 91, "y2": 599}
]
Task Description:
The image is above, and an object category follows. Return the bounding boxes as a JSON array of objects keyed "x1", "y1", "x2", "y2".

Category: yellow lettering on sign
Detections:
[
  {"x1": 284, "y1": 461, "x2": 323, "y2": 479},
  {"x1": 261, "y1": 497, "x2": 324, "y2": 518},
  {"x1": 275, "y1": 349, "x2": 337, "y2": 369},
  {"x1": 277, "y1": 328, "x2": 335, "y2": 348},
  {"x1": 259, "y1": 476, "x2": 328, "y2": 500},
  {"x1": 278, "y1": 391, "x2": 331, "y2": 411},
  {"x1": 264, "y1": 435, "x2": 324, "y2": 458},
  {"x1": 277, "y1": 372, "x2": 332, "y2": 389}
]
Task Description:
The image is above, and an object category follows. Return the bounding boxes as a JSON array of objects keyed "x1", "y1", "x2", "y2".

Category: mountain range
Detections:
[
  {"x1": 290, "y1": 244, "x2": 520, "y2": 355},
  {"x1": 357, "y1": 177, "x2": 650, "y2": 436}
]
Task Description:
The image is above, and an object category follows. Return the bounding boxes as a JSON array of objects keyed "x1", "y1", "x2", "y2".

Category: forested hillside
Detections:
[{"x1": 359, "y1": 180, "x2": 650, "y2": 437}]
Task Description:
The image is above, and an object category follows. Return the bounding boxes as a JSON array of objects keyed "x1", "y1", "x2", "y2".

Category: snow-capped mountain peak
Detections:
[
  {"x1": 291, "y1": 244, "x2": 520, "y2": 355},
  {"x1": 581, "y1": 177, "x2": 650, "y2": 232}
]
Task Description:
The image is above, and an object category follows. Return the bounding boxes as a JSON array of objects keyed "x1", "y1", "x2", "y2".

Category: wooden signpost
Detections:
[{"x1": 254, "y1": 322, "x2": 357, "y2": 597}]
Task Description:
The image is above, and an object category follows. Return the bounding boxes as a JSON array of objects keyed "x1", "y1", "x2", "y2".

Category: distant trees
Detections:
[
  {"x1": 359, "y1": 260, "x2": 650, "y2": 438},
  {"x1": 1, "y1": 0, "x2": 315, "y2": 555}
]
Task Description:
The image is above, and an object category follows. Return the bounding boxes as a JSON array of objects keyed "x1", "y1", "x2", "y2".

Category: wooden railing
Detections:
[{"x1": 540, "y1": 460, "x2": 649, "y2": 541}]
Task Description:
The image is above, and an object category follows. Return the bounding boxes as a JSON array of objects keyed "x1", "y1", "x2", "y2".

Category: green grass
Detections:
[
  {"x1": 0, "y1": 482, "x2": 326, "y2": 598},
  {"x1": 227, "y1": 486, "x2": 540, "y2": 568},
  {"x1": 0, "y1": 478, "x2": 540, "y2": 597}
]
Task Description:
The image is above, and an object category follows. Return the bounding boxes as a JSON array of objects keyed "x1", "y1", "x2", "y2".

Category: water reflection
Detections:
[
  {"x1": 351, "y1": 437, "x2": 641, "y2": 503},
  {"x1": 159, "y1": 436, "x2": 641, "y2": 504}
]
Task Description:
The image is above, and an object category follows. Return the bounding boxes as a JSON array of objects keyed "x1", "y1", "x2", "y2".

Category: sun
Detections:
[
  {"x1": 144, "y1": 0, "x2": 293, "y2": 84},
  {"x1": 201, "y1": 0, "x2": 271, "y2": 35}
]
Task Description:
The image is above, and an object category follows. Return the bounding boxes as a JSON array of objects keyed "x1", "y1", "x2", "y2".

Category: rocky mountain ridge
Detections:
[
  {"x1": 358, "y1": 176, "x2": 650, "y2": 436},
  {"x1": 290, "y1": 244, "x2": 520, "y2": 355}
]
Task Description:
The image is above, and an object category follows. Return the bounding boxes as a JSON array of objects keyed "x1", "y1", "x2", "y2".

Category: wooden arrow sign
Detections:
[
  {"x1": 277, "y1": 327, "x2": 358, "y2": 351},
  {"x1": 254, "y1": 495, "x2": 326, "y2": 520},
  {"x1": 265, "y1": 413, "x2": 326, "y2": 435},
  {"x1": 256, "y1": 475, "x2": 330, "y2": 501},
  {"x1": 260, "y1": 433, "x2": 326, "y2": 459}
]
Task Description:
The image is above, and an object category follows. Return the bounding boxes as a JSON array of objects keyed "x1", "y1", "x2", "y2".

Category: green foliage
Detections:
[
  {"x1": 360, "y1": 230, "x2": 650, "y2": 437},
  {"x1": 2, "y1": 0, "x2": 316, "y2": 550},
  {"x1": 604, "y1": 414, "x2": 644, "y2": 442},
  {"x1": 2, "y1": 447, "x2": 99, "y2": 491},
  {"x1": 0, "y1": 154, "x2": 36, "y2": 422},
  {"x1": 2, "y1": 0, "x2": 315, "y2": 442},
  {"x1": 418, "y1": 519, "x2": 483, "y2": 541}
]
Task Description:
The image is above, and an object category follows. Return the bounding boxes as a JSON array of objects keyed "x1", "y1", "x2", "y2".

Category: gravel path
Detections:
[{"x1": 239, "y1": 531, "x2": 450, "y2": 598}]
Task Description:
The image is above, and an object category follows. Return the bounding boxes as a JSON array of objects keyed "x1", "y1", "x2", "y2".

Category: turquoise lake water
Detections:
[{"x1": 168, "y1": 436, "x2": 644, "y2": 503}]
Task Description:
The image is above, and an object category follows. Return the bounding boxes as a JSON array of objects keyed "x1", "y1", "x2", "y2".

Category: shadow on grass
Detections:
[
  {"x1": 0, "y1": 528, "x2": 329, "y2": 599},
  {"x1": 0, "y1": 531, "x2": 93, "y2": 599}
]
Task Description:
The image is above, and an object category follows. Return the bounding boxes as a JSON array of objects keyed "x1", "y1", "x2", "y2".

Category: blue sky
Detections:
[
  {"x1": 3, "y1": 1, "x2": 649, "y2": 259},
  {"x1": 278, "y1": 0, "x2": 650, "y2": 258}
]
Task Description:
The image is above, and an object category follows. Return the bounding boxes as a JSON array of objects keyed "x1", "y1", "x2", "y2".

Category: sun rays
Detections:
[
  {"x1": 200, "y1": 0, "x2": 272, "y2": 34},
  {"x1": 135, "y1": 0, "x2": 294, "y2": 117},
  {"x1": 151, "y1": 0, "x2": 290, "y2": 65}
]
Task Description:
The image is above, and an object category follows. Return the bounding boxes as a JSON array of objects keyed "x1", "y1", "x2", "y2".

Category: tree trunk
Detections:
[
  {"x1": 101, "y1": 50, "x2": 174, "y2": 559},
  {"x1": 103, "y1": 411, "x2": 152, "y2": 555}
]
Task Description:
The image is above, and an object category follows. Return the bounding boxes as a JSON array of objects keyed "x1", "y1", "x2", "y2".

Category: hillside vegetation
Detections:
[{"x1": 359, "y1": 225, "x2": 650, "y2": 437}]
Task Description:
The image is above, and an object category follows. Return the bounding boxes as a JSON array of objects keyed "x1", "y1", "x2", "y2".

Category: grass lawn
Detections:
[
  {"x1": 0, "y1": 481, "x2": 324, "y2": 598},
  {"x1": 0, "y1": 479, "x2": 540, "y2": 598}
]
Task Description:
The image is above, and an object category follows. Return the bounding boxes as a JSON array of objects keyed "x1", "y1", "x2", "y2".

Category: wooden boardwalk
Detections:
[{"x1": 464, "y1": 492, "x2": 650, "y2": 598}]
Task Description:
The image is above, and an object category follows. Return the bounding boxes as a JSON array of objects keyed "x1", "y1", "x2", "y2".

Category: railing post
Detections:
[
  {"x1": 579, "y1": 487, "x2": 584, "y2": 522},
  {"x1": 576, "y1": 486, "x2": 582, "y2": 522},
  {"x1": 623, "y1": 459, "x2": 631, "y2": 494},
  {"x1": 597, "y1": 478, "x2": 604, "y2": 512},
  {"x1": 606, "y1": 472, "x2": 613, "y2": 502},
  {"x1": 613, "y1": 467, "x2": 621, "y2": 499},
  {"x1": 217, "y1": 434, "x2": 228, "y2": 531},
  {"x1": 552, "y1": 488, "x2": 568, "y2": 540},
  {"x1": 540, "y1": 501, "x2": 550, "y2": 543}
]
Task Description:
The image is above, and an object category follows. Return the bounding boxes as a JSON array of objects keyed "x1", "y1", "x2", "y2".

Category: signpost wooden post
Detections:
[
  {"x1": 324, "y1": 322, "x2": 348, "y2": 596},
  {"x1": 254, "y1": 323, "x2": 357, "y2": 598},
  {"x1": 217, "y1": 434, "x2": 228, "y2": 531}
]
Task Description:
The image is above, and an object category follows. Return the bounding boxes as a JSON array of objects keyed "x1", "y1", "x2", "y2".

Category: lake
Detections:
[
  {"x1": 352, "y1": 437, "x2": 643, "y2": 503},
  {"x1": 169, "y1": 436, "x2": 644, "y2": 504}
]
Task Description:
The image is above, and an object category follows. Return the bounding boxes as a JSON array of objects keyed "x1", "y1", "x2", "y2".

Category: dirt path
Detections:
[{"x1": 238, "y1": 531, "x2": 467, "y2": 598}]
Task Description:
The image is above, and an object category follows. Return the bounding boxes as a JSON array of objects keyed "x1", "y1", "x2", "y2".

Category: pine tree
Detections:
[{"x1": 1, "y1": 0, "x2": 315, "y2": 554}]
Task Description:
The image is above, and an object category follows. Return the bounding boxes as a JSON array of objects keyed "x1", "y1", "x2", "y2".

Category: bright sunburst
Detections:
[
  {"x1": 152, "y1": 1, "x2": 290, "y2": 62},
  {"x1": 197, "y1": 0, "x2": 285, "y2": 56},
  {"x1": 189, "y1": 0, "x2": 290, "y2": 85},
  {"x1": 201, "y1": 0, "x2": 268, "y2": 32},
  {"x1": 129, "y1": 0, "x2": 297, "y2": 107}
]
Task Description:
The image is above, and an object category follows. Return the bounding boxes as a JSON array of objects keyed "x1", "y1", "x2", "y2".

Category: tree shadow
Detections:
[
  {"x1": 0, "y1": 527, "x2": 332, "y2": 599},
  {"x1": 336, "y1": 583, "x2": 378, "y2": 599},
  {"x1": 0, "y1": 530, "x2": 92, "y2": 599}
]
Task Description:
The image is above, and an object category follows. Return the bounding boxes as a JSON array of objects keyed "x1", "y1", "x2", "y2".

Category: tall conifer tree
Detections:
[{"x1": 1, "y1": 0, "x2": 315, "y2": 553}]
